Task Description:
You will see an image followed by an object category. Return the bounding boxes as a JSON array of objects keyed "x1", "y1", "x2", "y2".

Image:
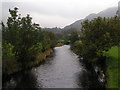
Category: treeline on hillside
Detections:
[
  {"x1": 2, "y1": 7, "x2": 56, "y2": 73},
  {"x1": 70, "y1": 16, "x2": 120, "y2": 66},
  {"x1": 57, "y1": 29, "x2": 81, "y2": 45}
]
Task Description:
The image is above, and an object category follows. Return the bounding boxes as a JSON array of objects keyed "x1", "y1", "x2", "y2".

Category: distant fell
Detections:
[{"x1": 63, "y1": 7, "x2": 117, "y2": 31}]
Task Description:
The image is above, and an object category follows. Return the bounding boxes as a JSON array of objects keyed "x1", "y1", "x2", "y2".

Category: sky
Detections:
[{"x1": 1, "y1": 0, "x2": 120, "y2": 28}]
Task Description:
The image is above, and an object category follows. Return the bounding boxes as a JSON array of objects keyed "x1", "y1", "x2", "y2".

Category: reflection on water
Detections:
[{"x1": 3, "y1": 45, "x2": 100, "y2": 89}]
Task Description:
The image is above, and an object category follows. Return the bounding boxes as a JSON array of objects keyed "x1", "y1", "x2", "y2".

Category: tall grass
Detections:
[{"x1": 104, "y1": 46, "x2": 119, "y2": 88}]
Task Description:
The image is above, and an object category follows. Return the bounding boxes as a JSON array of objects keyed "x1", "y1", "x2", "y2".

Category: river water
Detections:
[{"x1": 3, "y1": 45, "x2": 100, "y2": 89}]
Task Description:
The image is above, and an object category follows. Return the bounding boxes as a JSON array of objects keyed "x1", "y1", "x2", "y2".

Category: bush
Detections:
[{"x1": 2, "y1": 40, "x2": 15, "y2": 60}]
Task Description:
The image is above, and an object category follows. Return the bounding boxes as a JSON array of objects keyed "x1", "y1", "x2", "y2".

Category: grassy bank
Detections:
[
  {"x1": 55, "y1": 43, "x2": 64, "y2": 47},
  {"x1": 29, "y1": 49, "x2": 53, "y2": 67},
  {"x1": 104, "y1": 46, "x2": 119, "y2": 88},
  {"x1": 2, "y1": 49, "x2": 53, "y2": 75}
]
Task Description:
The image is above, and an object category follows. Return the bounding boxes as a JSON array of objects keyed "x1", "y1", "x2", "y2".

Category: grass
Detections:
[
  {"x1": 104, "y1": 46, "x2": 119, "y2": 88},
  {"x1": 55, "y1": 43, "x2": 64, "y2": 47},
  {"x1": 27, "y1": 49, "x2": 53, "y2": 67}
]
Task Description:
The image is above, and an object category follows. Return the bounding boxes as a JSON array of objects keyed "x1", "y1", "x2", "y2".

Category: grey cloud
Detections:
[{"x1": 1, "y1": 0, "x2": 119, "y2": 27}]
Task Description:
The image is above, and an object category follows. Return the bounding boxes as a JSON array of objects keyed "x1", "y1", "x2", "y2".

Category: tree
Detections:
[
  {"x1": 69, "y1": 30, "x2": 80, "y2": 44},
  {"x1": 2, "y1": 7, "x2": 56, "y2": 69},
  {"x1": 71, "y1": 16, "x2": 120, "y2": 64}
]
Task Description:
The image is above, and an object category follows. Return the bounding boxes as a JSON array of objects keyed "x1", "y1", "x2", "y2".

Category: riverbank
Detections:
[
  {"x1": 55, "y1": 43, "x2": 64, "y2": 47},
  {"x1": 2, "y1": 48, "x2": 53, "y2": 76},
  {"x1": 70, "y1": 45, "x2": 106, "y2": 88},
  {"x1": 71, "y1": 44, "x2": 119, "y2": 88}
]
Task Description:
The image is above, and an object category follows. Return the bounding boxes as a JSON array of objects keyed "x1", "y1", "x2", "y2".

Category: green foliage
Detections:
[
  {"x1": 71, "y1": 16, "x2": 120, "y2": 63},
  {"x1": 70, "y1": 16, "x2": 120, "y2": 88},
  {"x1": 61, "y1": 30, "x2": 81, "y2": 45},
  {"x1": 71, "y1": 40, "x2": 83, "y2": 55},
  {"x1": 2, "y1": 40, "x2": 15, "y2": 59},
  {"x1": 2, "y1": 7, "x2": 56, "y2": 69},
  {"x1": 69, "y1": 30, "x2": 80, "y2": 44},
  {"x1": 104, "y1": 46, "x2": 119, "y2": 88},
  {"x1": 30, "y1": 43, "x2": 43, "y2": 52}
]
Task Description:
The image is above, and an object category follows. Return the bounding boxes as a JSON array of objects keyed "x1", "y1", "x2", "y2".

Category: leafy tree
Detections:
[
  {"x1": 69, "y1": 30, "x2": 80, "y2": 44},
  {"x1": 71, "y1": 16, "x2": 120, "y2": 64},
  {"x1": 2, "y1": 40, "x2": 15, "y2": 60},
  {"x1": 2, "y1": 7, "x2": 56, "y2": 69}
]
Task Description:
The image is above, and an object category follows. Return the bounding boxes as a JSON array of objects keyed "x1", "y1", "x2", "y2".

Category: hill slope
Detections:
[{"x1": 63, "y1": 7, "x2": 117, "y2": 30}]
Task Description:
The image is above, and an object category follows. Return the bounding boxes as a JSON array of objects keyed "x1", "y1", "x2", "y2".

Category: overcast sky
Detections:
[{"x1": 1, "y1": 0, "x2": 119, "y2": 28}]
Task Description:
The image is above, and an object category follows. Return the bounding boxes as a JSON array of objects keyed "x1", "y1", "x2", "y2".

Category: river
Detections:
[{"x1": 3, "y1": 45, "x2": 100, "y2": 89}]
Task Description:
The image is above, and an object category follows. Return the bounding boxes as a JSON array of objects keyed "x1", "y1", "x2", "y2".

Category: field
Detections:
[{"x1": 104, "y1": 46, "x2": 119, "y2": 88}]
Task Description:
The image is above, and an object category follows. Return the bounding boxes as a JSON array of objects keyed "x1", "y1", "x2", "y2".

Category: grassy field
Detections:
[{"x1": 104, "y1": 46, "x2": 119, "y2": 88}]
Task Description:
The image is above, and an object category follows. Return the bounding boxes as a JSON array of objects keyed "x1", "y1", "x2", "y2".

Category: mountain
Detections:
[
  {"x1": 63, "y1": 19, "x2": 84, "y2": 31},
  {"x1": 96, "y1": 7, "x2": 117, "y2": 18},
  {"x1": 118, "y1": 1, "x2": 120, "y2": 17},
  {"x1": 43, "y1": 6, "x2": 118, "y2": 40},
  {"x1": 84, "y1": 13, "x2": 97, "y2": 20},
  {"x1": 43, "y1": 7, "x2": 118, "y2": 34},
  {"x1": 63, "y1": 7, "x2": 118, "y2": 31}
]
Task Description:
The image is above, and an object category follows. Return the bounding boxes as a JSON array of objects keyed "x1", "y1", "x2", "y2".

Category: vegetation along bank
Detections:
[
  {"x1": 2, "y1": 8, "x2": 56, "y2": 77},
  {"x1": 69, "y1": 16, "x2": 120, "y2": 88}
]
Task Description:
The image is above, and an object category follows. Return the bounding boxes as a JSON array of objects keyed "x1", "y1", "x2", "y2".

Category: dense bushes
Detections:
[
  {"x1": 2, "y1": 41, "x2": 15, "y2": 60},
  {"x1": 70, "y1": 16, "x2": 120, "y2": 87},
  {"x1": 71, "y1": 16, "x2": 120, "y2": 64},
  {"x1": 2, "y1": 7, "x2": 56, "y2": 70}
]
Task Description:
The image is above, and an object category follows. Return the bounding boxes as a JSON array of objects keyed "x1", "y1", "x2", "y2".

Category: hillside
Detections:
[
  {"x1": 43, "y1": 6, "x2": 118, "y2": 40},
  {"x1": 63, "y1": 7, "x2": 117, "y2": 31}
]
